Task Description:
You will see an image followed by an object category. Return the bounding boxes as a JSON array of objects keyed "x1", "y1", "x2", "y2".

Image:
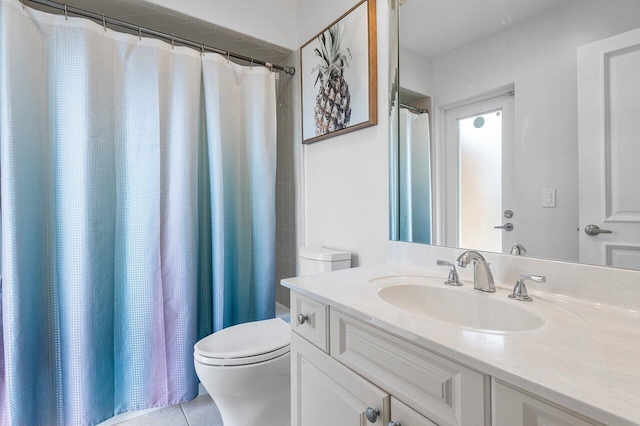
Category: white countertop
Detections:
[{"x1": 282, "y1": 263, "x2": 640, "y2": 426}]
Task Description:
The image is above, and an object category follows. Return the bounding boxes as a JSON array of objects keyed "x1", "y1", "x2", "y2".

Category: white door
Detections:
[
  {"x1": 578, "y1": 27, "x2": 640, "y2": 269},
  {"x1": 291, "y1": 333, "x2": 390, "y2": 426},
  {"x1": 443, "y1": 95, "x2": 516, "y2": 253}
]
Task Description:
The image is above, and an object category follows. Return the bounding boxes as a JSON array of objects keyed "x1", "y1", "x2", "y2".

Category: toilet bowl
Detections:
[{"x1": 194, "y1": 318, "x2": 291, "y2": 426}]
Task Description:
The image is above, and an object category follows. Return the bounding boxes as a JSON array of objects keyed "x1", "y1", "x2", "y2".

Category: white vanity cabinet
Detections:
[
  {"x1": 290, "y1": 291, "x2": 489, "y2": 426},
  {"x1": 290, "y1": 290, "x2": 606, "y2": 426}
]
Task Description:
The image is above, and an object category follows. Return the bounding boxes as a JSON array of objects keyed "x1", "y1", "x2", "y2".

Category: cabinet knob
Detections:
[
  {"x1": 365, "y1": 407, "x2": 380, "y2": 423},
  {"x1": 387, "y1": 422, "x2": 401, "y2": 426},
  {"x1": 297, "y1": 314, "x2": 309, "y2": 324}
]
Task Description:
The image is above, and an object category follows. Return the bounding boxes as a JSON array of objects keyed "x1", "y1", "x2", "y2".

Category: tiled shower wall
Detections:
[{"x1": 276, "y1": 50, "x2": 304, "y2": 308}]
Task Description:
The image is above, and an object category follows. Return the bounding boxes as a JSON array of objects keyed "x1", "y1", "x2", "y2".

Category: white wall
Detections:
[
  {"x1": 429, "y1": 0, "x2": 640, "y2": 262},
  {"x1": 297, "y1": 0, "x2": 390, "y2": 267},
  {"x1": 399, "y1": 45, "x2": 431, "y2": 97},
  {"x1": 145, "y1": 0, "x2": 298, "y2": 49}
]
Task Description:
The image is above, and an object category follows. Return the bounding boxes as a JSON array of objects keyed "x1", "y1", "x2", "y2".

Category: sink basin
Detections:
[{"x1": 367, "y1": 277, "x2": 545, "y2": 333}]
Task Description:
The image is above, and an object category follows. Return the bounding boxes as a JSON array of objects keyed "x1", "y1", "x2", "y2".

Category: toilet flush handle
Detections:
[{"x1": 297, "y1": 314, "x2": 309, "y2": 325}]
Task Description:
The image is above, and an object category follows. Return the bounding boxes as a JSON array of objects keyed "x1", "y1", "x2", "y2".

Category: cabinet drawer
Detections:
[
  {"x1": 492, "y1": 380, "x2": 601, "y2": 426},
  {"x1": 330, "y1": 309, "x2": 489, "y2": 426},
  {"x1": 291, "y1": 292, "x2": 329, "y2": 352},
  {"x1": 391, "y1": 397, "x2": 438, "y2": 426}
]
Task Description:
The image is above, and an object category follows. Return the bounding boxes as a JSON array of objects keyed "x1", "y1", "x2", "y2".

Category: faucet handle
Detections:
[
  {"x1": 436, "y1": 260, "x2": 463, "y2": 287},
  {"x1": 510, "y1": 243, "x2": 527, "y2": 256},
  {"x1": 509, "y1": 274, "x2": 546, "y2": 302}
]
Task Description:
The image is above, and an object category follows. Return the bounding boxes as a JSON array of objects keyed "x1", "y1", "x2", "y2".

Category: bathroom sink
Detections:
[{"x1": 365, "y1": 276, "x2": 546, "y2": 333}]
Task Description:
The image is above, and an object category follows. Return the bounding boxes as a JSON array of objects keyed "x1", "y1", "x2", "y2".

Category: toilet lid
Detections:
[
  {"x1": 194, "y1": 318, "x2": 290, "y2": 360},
  {"x1": 194, "y1": 345, "x2": 290, "y2": 366}
]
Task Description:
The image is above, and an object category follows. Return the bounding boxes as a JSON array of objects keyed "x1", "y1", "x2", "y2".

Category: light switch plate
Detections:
[{"x1": 543, "y1": 189, "x2": 556, "y2": 208}]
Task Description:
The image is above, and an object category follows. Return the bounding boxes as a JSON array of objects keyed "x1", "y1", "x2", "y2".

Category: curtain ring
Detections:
[
  {"x1": 250, "y1": 58, "x2": 254, "y2": 69},
  {"x1": 200, "y1": 43, "x2": 204, "y2": 56},
  {"x1": 138, "y1": 26, "x2": 142, "y2": 41},
  {"x1": 64, "y1": 4, "x2": 68, "y2": 20},
  {"x1": 226, "y1": 52, "x2": 230, "y2": 64},
  {"x1": 266, "y1": 62, "x2": 273, "y2": 74},
  {"x1": 102, "y1": 15, "x2": 107, "y2": 32},
  {"x1": 171, "y1": 34, "x2": 175, "y2": 49}
]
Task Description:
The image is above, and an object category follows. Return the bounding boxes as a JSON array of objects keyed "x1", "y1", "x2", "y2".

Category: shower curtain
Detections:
[
  {"x1": 0, "y1": 0, "x2": 276, "y2": 424},
  {"x1": 399, "y1": 108, "x2": 432, "y2": 244}
]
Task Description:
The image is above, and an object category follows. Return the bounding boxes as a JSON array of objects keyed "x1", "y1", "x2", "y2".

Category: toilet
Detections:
[
  {"x1": 194, "y1": 318, "x2": 291, "y2": 426},
  {"x1": 193, "y1": 246, "x2": 351, "y2": 426},
  {"x1": 298, "y1": 246, "x2": 352, "y2": 275}
]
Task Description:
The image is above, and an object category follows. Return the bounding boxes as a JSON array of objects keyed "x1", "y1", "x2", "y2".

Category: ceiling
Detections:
[
  {"x1": 28, "y1": 0, "x2": 292, "y2": 66},
  {"x1": 400, "y1": 0, "x2": 569, "y2": 58}
]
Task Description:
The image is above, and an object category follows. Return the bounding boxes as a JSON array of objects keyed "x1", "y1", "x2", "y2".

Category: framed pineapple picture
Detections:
[{"x1": 300, "y1": 0, "x2": 377, "y2": 144}]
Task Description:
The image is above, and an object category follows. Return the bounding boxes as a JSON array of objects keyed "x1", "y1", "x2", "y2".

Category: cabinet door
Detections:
[
  {"x1": 492, "y1": 381, "x2": 600, "y2": 426},
  {"x1": 291, "y1": 332, "x2": 390, "y2": 426},
  {"x1": 331, "y1": 309, "x2": 489, "y2": 426},
  {"x1": 390, "y1": 397, "x2": 438, "y2": 426}
]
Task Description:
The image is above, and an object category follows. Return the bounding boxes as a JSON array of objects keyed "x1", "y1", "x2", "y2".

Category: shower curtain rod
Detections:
[
  {"x1": 22, "y1": 0, "x2": 296, "y2": 75},
  {"x1": 400, "y1": 103, "x2": 429, "y2": 114}
]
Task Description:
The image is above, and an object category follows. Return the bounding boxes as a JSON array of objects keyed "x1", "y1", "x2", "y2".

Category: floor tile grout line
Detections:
[{"x1": 180, "y1": 403, "x2": 191, "y2": 426}]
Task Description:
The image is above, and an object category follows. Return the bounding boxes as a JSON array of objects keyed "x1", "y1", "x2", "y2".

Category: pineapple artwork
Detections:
[
  {"x1": 312, "y1": 25, "x2": 353, "y2": 136},
  {"x1": 301, "y1": 0, "x2": 377, "y2": 144}
]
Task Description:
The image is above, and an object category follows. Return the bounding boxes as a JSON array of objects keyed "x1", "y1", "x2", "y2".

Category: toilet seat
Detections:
[
  {"x1": 195, "y1": 345, "x2": 290, "y2": 366},
  {"x1": 194, "y1": 318, "x2": 291, "y2": 367}
]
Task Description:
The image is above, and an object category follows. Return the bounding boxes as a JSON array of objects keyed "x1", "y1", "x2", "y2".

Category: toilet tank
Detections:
[{"x1": 298, "y1": 246, "x2": 351, "y2": 276}]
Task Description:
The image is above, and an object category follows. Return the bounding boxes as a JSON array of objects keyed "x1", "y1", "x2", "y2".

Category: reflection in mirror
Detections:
[
  {"x1": 389, "y1": 0, "x2": 640, "y2": 271},
  {"x1": 388, "y1": 0, "x2": 400, "y2": 241},
  {"x1": 399, "y1": 102, "x2": 432, "y2": 244}
]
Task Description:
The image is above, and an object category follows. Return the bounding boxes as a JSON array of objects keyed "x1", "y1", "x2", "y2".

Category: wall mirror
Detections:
[{"x1": 389, "y1": 0, "x2": 640, "y2": 271}]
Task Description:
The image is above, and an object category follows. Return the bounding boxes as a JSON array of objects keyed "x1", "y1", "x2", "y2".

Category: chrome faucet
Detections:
[{"x1": 457, "y1": 251, "x2": 496, "y2": 293}]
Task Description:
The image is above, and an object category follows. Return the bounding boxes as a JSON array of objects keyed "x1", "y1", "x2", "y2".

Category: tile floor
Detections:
[{"x1": 115, "y1": 394, "x2": 222, "y2": 426}]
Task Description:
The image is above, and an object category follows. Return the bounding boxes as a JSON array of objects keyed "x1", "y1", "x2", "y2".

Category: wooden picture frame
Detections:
[{"x1": 300, "y1": 0, "x2": 378, "y2": 144}]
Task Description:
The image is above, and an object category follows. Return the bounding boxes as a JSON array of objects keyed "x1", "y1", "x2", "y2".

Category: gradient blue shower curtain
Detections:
[
  {"x1": 0, "y1": 0, "x2": 276, "y2": 424},
  {"x1": 398, "y1": 108, "x2": 432, "y2": 244}
]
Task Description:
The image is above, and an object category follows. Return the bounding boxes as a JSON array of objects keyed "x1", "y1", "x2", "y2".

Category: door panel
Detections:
[
  {"x1": 578, "y1": 27, "x2": 640, "y2": 268},
  {"x1": 291, "y1": 333, "x2": 390, "y2": 426},
  {"x1": 330, "y1": 309, "x2": 489, "y2": 426}
]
